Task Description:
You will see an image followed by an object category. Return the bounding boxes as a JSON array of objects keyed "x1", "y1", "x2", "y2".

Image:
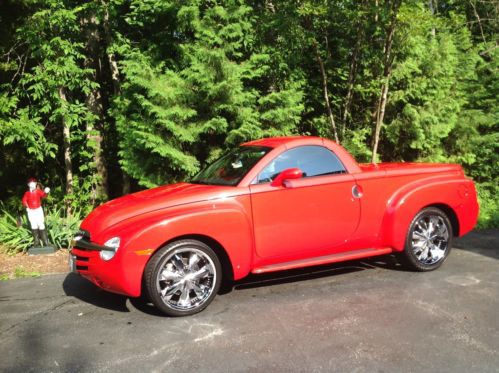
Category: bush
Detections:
[
  {"x1": 0, "y1": 210, "x2": 32, "y2": 254},
  {"x1": 0, "y1": 206, "x2": 82, "y2": 254},
  {"x1": 476, "y1": 183, "x2": 499, "y2": 229},
  {"x1": 45, "y1": 207, "x2": 83, "y2": 249}
]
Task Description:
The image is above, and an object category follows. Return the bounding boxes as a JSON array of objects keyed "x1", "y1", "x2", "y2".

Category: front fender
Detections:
[
  {"x1": 110, "y1": 194, "x2": 254, "y2": 296},
  {"x1": 381, "y1": 177, "x2": 478, "y2": 252}
]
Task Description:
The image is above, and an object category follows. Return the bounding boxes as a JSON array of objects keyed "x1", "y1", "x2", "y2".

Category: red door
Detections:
[
  {"x1": 249, "y1": 145, "x2": 360, "y2": 260},
  {"x1": 250, "y1": 175, "x2": 360, "y2": 259}
]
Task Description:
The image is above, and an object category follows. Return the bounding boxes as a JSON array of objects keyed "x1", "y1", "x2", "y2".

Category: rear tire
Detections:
[
  {"x1": 400, "y1": 207, "x2": 453, "y2": 271},
  {"x1": 144, "y1": 239, "x2": 222, "y2": 316}
]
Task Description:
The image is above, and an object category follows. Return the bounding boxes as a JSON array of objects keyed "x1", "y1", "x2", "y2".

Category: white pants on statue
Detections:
[{"x1": 27, "y1": 207, "x2": 45, "y2": 230}]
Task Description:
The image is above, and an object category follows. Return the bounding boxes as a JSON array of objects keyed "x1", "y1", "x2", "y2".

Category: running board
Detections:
[{"x1": 252, "y1": 247, "x2": 393, "y2": 274}]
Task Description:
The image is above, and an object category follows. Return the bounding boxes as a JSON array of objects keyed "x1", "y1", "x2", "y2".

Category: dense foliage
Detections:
[{"x1": 0, "y1": 0, "x2": 497, "y2": 247}]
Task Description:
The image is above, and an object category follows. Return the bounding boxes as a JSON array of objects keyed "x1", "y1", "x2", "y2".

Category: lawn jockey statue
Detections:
[{"x1": 22, "y1": 177, "x2": 55, "y2": 254}]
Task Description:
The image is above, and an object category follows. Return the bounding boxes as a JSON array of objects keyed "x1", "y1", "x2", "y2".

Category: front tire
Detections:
[
  {"x1": 401, "y1": 207, "x2": 453, "y2": 271},
  {"x1": 144, "y1": 239, "x2": 222, "y2": 316}
]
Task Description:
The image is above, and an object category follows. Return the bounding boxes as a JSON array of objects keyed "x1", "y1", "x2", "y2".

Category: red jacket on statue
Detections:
[{"x1": 22, "y1": 189, "x2": 47, "y2": 209}]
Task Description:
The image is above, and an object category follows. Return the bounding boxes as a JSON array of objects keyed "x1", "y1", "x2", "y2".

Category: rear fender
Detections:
[{"x1": 381, "y1": 177, "x2": 478, "y2": 251}]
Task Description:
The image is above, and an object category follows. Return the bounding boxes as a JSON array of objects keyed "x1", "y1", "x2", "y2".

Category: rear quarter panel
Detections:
[
  {"x1": 380, "y1": 174, "x2": 478, "y2": 251},
  {"x1": 353, "y1": 169, "x2": 478, "y2": 251}
]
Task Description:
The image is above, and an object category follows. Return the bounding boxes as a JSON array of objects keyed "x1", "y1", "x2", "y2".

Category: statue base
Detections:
[{"x1": 28, "y1": 246, "x2": 57, "y2": 255}]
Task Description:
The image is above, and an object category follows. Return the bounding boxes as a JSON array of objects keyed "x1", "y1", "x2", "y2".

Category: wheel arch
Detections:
[
  {"x1": 143, "y1": 233, "x2": 235, "y2": 286},
  {"x1": 425, "y1": 203, "x2": 460, "y2": 237}
]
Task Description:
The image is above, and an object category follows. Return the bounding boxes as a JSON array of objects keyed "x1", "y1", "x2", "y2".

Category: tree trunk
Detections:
[
  {"x1": 429, "y1": 0, "x2": 437, "y2": 37},
  {"x1": 122, "y1": 174, "x2": 131, "y2": 195},
  {"x1": 341, "y1": 12, "x2": 365, "y2": 140},
  {"x1": 371, "y1": 0, "x2": 401, "y2": 163},
  {"x1": 313, "y1": 41, "x2": 339, "y2": 144},
  {"x1": 371, "y1": 78, "x2": 390, "y2": 162},
  {"x1": 82, "y1": 12, "x2": 108, "y2": 203},
  {"x1": 59, "y1": 87, "x2": 73, "y2": 216},
  {"x1": 265, "y1": 0, "x2": 276, "y2": 14},
  {"x1": 102, "y1": 3, "x2": 121, "y2": 95},
  {"x1": 341, "y1": 46, "x2": 359, "y2": 139},
  {"x1": 85, "y1": 102, "x2": 107, "y2": 203},
  {"x1": 102, "y1": 1, "x2": 130, "y2": 195},
  {"x1": 469, "y1": 0, "x2": 487, "y2": 44},
  {"x1": 107, "y1": 53, "x2": 121, "y2": 96}
]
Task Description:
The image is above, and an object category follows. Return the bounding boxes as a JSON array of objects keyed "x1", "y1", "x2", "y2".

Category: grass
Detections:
[
  {"x1": 0, "y1": 266, "x2": 42, "y2": 281},
  {"x1": 14, "y1": 266, "x2": 41, "y2": 279}
]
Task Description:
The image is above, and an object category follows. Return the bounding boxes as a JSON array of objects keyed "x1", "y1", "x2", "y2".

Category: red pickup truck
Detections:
[{"x1": 70, "y1": 136, "x2": 479, "y2": 316}]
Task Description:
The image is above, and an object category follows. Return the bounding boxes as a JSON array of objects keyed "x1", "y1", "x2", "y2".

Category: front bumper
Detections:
[
  {"x1": 69, "y1": 231, "x2": 146, "y2": 297},
  {"x1": 70, "y1": 232, "x2": 126, "y2": 295}
]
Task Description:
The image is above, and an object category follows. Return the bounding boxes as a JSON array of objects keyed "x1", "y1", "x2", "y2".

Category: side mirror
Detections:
[{"x1": 271, "y1": 168, "x2": 303, "y2": 187}]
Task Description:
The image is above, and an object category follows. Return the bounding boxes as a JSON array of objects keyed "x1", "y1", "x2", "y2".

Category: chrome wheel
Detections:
[
  {"x1": 411, "y1": 215, "x2": 450, "y2": 265},
  {"x1": 155, "y1": 247, "x2": 217, "y2": 311}
]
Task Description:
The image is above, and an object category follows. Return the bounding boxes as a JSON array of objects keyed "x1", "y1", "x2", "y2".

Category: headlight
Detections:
[{"x1": 100, "y1": 236, "x2": 120, "y2": 261}]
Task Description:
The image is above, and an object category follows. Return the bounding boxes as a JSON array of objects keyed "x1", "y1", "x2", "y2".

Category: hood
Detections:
[{"x1": 80, "y1": 182, "x2": 244, "y2": 233}]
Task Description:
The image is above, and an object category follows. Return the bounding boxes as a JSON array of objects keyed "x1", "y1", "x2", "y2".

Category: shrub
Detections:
[
  {"x1": 476, "y1": 183, "x2": 499, "y2": 229},
  {"x1": 0, "y1": 210, "x2": 32, "y2": 254},
  {"x1": 45, "y1": 207, "x2": 83, "y2": 249}
]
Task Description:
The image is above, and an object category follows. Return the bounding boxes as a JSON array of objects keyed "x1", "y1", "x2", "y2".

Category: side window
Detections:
[{"x1": 257, "y1": 145, "x2": 346, "y2": 183}]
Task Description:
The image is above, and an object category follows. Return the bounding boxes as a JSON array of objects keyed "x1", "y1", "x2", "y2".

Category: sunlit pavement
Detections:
[{"x1": 1, "y1": 230, "x2": 498, "y2": 372}]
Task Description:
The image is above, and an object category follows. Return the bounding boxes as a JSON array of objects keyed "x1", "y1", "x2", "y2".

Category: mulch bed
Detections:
[{"x1": 0, "y1": 248, "x2": 69, "y2": 279}]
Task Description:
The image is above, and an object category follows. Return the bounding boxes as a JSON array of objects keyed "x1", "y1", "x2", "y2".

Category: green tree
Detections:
[{"x1": 113, "y1": 0, "x2": 304, "y2": 187}]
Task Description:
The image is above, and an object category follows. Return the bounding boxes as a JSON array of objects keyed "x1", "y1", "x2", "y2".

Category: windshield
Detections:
[{"x1": 191, "y1": 146, "x2": 271, "y2": 186}]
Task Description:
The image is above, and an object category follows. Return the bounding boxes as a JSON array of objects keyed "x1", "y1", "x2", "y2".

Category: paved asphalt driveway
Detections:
[{"x1": 1, "y1": 230, "x2": 498, "y2": 372}]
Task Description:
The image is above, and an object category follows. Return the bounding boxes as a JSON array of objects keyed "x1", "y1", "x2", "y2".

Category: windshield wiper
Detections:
[{"x1": 190, "y1": 180, "x2": 213, "y2": 185}]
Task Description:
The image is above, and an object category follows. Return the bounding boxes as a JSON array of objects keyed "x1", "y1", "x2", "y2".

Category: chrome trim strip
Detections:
[{"x1": 72, "y1": 238, "x2": 115, "y2": 252}]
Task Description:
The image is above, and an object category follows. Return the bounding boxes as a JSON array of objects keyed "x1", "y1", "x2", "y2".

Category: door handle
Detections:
[{"x1": 352, "y1": 185, "x2": 363, "y2": 198}]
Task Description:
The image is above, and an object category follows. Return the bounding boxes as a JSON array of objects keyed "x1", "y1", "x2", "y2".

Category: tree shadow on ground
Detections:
[
  {"x1": 454, "y1": 229, "x2": 499, "y2": 260},
  {"x1": 2, "y1": 289, "x2": 92, "y2": 372},
  {"x1": 17, "y1": 325, "x2": 91, "y2": 372}
]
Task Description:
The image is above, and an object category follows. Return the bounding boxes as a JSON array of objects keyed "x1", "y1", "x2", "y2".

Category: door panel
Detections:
[{"x1": 250, "y1": 174, "x2": 360, "y2": 259}]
